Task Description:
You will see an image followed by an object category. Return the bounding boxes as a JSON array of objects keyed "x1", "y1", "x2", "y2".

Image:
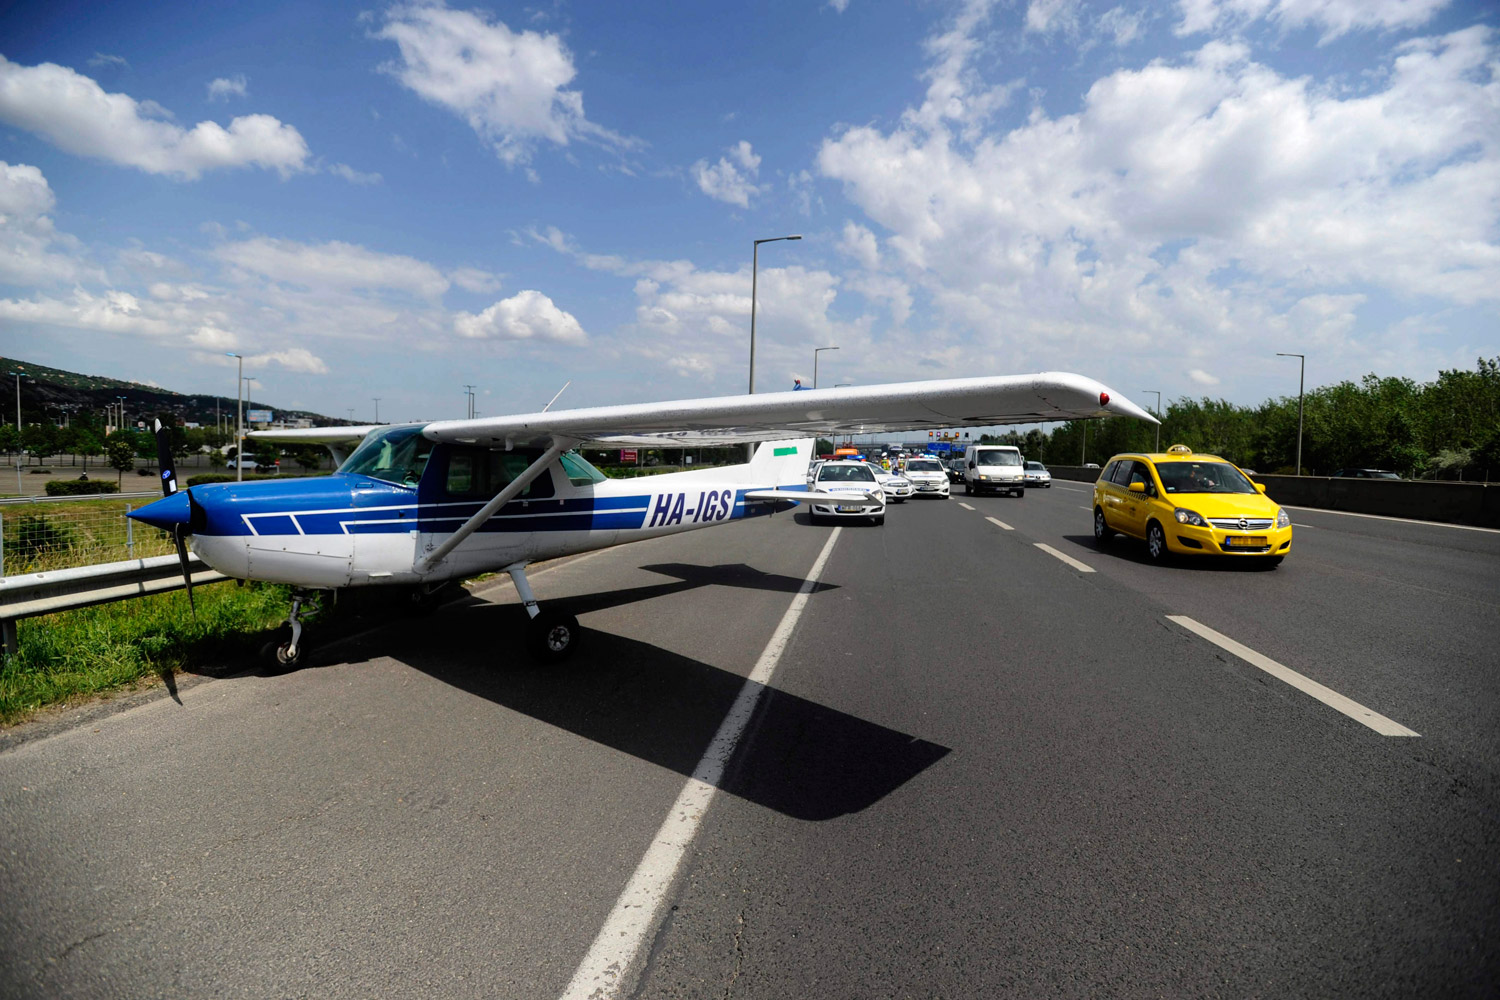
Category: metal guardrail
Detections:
[
  {"x1": 0, "y1": 553, "x2": 229, "y2": 655},
  {"x1": 0, "y1": 491, "x2": 161, "y2": 505}
]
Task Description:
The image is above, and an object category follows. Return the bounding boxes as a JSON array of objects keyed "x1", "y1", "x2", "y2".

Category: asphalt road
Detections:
[{"x1": 2, "y1": 485, "x2": 1497, "y2": 999}]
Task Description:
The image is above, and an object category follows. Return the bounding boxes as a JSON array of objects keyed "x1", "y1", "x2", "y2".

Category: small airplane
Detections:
[{"x1": 130, "y1": 373, "x2": 1154, "y2": 666}]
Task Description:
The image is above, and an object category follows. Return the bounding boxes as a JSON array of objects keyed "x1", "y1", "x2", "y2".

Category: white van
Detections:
[{"x1": 964, "y1": 444, "x2": 1026, "y2": 497}]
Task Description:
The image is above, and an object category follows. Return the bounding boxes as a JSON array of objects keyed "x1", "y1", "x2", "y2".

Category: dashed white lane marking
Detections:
[
  {"x1": 985, "y1": 516, "x2": 1013, "y2": 531},
  {"x1": 1166, "y1": 615, "x2": 1419, "y2": 737},
  {"x1": 1283, "y1": 505, "x2": 1500, "y2": 534},
  {"x1": 1051, "y1": 482, "x2": 1093, "y2": 492},
  {"x1": 957, "y1": 502, "x2": 976, "y2": 511},
  {"x1": 1034, "y1": 543, "x2": 1096, "y2": 573},
  {"x1": 560, "y1": 528, "x2": 844, "y2": 1000}
]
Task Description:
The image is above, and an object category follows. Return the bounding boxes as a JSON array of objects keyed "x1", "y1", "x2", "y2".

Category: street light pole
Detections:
[
  {"x1": 813, "y1": 346, "x2": 839, "y2": 389},
  {"x1": 373, "y1": 398, "x2": 382, "y2": 424},
  {"x1": 1141, "y1": 390, "x2": 1161, "y2": 452},
  {"x1": 748, "y1": 235, "x2": 802, "y2": 395},
  {"x1": 7, "y1": 369, "x2": 22, "y2": 494},
  {"x1": 226, "y1": 353, "x2": 243, "y2": 482},
  {"x1": 1276, "y1": 353, "x2": 1305, "y2": 475},
  {"x1": 462, "y1": 384, "x2": 475, "y2": 419}
]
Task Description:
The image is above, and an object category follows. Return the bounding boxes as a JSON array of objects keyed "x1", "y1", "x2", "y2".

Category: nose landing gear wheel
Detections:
[{"x1": 527, "y1": 611, "x2": 581, "y2": 663}]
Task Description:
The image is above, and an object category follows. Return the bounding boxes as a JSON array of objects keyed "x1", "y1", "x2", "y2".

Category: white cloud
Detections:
[
  {"x1": 87, "y1": 53, "x2": 129, "y2": 71},
  {"x1": 816, "y1": 14, "x2": 1500, "y2": 388},
  {"x1": 375, "y1": 2, "x2": 636, "y2": 167},
  {"x1": 215, "y1": 237, "x2": 450, "y2": 299},
  {"x1": 0, "y1": 57, "x2": 310, "y2": 179},
  {"x1": 329, "y1": 162, "x2": 383, "y2": 185},
  {"x1": 207, "y1": 75, "x2": 248, "y2": 100},
  {"x1": 247, "y1": 347, "x2": 329, "y2": 374},
  {"x1": 0, "y1": 161, "x2": 91, "y2": 285},
  {"x1": 691, "y1": 140, "x2": 765, "y2": 207},
  {"x1": 1027, "y1": 0, "x2": 1081, "y2": 34},
  {"x1": 1175, "y1": 0, "x2": 1451, "y2": 43},
  {"x1": 1188, "y1": 368, "x2": 1221, "y2": 385},
  {"x1": 455, "y1": 289, "x2": 586, "y2": 343},
  {"x1": 448, "y1": 267, "x2": 502, "y2": 293},
  {"x1": 1098, "y1": 6, "x2": 1145, "y2": 45},
  {"x1": 838, "y1": 222, "x2": 881, "y2": 270}
]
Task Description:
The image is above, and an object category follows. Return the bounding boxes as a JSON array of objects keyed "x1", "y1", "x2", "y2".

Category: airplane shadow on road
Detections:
[{"x1": 374, "y1": 574, "x2": 950, "y2": 821}]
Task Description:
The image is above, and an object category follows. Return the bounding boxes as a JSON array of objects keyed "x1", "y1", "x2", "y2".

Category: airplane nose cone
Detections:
[{"x1": 128, "y1": 491, "x2": 192, "y2": 530}]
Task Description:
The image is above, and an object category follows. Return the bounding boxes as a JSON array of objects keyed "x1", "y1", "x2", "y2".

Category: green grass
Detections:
[{"x1": 1, "y1": 580, "x2": 292, "y2": 725}]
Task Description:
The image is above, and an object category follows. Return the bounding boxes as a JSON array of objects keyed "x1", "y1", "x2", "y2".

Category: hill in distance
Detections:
[{"x1": 0, "y1": 356, "x2": 346, "y2": 429}]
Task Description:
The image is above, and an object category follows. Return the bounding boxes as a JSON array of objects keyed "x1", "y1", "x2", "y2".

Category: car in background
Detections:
[
  {"x1": 805, "y1": 459, "x2": 826, "y2": 486},
  {"x1": 809, "y1": 460, "x2": 886, "y2": 525},
  {"x1": 1332, "y1": 468, "x2": 1401, "y2": 480},
  {"x1": 1024, "y1": 461, "x2": 1051, "y2": 488},
  {"x1": 946, "y1": 458, "x2": 967, "y2": 484},
  {"x1": 901, "y1": 457, "x2": 951, "y2": 498},
  {"x1": 1092, "y1": 444, "x2": 1291, "y2": 565},
  {"x1": 874, "y1": 467, "x2": 913, "y2": 502}
]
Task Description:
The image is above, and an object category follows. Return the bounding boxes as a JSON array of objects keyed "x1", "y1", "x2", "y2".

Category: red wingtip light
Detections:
[{"x1": 1099, "y1": 392, "x2": 1110, "y2": 406}]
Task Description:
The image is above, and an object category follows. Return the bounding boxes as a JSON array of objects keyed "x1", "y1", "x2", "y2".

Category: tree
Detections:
[
  {"x1": 107, "y1": 436, "x2": 135, "y2": 486},
  {"x1": 21, "y1": 423, "x2": 58, "y2": 465},
  {"x1": 75, "y1": 430, "x2": 104, "y2": 471},
  {"x1": 0, "y1": 424, "x2": 18, "y2": 460},
  {"x1": 295, "y1": 447, "x2": 322, "y2": 473}
]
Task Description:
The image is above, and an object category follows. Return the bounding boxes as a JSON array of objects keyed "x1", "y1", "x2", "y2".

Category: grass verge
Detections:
[{"x1": 1, "y1": 580, "x2": 292, "y2": 725}]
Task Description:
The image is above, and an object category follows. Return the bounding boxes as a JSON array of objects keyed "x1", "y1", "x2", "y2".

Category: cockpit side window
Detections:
[
  {"x1": 441, "y1": 447, "x2": 556, "y2": 500},
  {"x1": 559, "y1": 451, "x2": 609, "y2": 486}
]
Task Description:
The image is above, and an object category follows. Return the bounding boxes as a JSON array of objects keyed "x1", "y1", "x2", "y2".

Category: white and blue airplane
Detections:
[{"x1": 130, "y1": 373, "x2": 1154, "y2": 666}]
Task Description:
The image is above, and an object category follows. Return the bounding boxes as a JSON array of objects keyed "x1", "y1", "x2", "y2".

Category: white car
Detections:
[
  {"x1": 873, "y1": 467, "x2": 913, "y2": 502},
  {"x1": 809, "y1": 460, "x2": 886, "y2": 525},
  {"x1": 1024, "y1": 460, "x2": 1052, "y2": 488},
  {"x1": 900, "y1": 457, "x2": 951, "y2": 498},
  {"x1": 805, "y1": 459, "x2": 826, "y2": 486}
]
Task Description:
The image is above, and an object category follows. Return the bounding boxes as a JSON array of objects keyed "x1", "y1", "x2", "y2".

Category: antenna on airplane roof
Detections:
[{"x1": 542, "y1": 380, "x2": 572, "y2": 413}]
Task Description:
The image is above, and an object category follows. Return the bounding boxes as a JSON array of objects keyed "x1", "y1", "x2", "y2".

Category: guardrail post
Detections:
[
  {"x1": 126, "y1": 504, "x2": 133, "y2": 559},
  {"x1": 2, "y1": 617, "x2": 15, "y2": 657}
]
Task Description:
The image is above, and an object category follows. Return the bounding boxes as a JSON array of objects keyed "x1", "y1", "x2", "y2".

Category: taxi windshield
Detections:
[
  {"x1": 1155, "y1": 461, "x2": 1256, "y2": 495},
  {"x1": 338, "y1": 426, "x2": 433, "y2": 486}
]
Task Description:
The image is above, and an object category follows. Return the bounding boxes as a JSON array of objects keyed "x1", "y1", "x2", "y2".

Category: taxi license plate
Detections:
[
  {"x1": 836, "y1": 504, "x2": 862, "y2": 513},
  {"x1": 1225, "y1": 535, "x2": 1267, "y2": 547}
]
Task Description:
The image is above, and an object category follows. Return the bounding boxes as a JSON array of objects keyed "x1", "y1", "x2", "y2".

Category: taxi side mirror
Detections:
[
  {"x1": 1129, "y1": 480, "x2": 1146, "y2": 493},
  {"x1": 1254, "y1": 482, "x2": 1267, "y2": 493}
]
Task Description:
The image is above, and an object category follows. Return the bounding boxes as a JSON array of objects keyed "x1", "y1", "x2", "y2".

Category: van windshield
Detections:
[{"x1": 974, "y1": 449, "x2": 1021, "y2": 466}]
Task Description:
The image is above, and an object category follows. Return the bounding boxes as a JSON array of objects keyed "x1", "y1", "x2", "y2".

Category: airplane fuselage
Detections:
[{"x1": 134, "y1": 443, "x2": 803, "y2": 590}]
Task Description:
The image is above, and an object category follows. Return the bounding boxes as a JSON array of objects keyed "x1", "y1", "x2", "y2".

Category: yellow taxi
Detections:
[{"x1": 1092, "y1": 445, "x2": 1292, "y2": 565}]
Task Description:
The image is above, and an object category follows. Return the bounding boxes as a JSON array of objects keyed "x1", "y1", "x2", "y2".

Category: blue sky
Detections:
[{"x1": 1, "y1": 0, "x2": 1496, "y2": 425}]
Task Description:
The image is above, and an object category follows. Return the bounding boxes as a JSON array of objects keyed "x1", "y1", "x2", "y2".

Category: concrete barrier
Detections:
[{"x1": 1045, "y1": 466, "x2": 1498, "y2": 529}]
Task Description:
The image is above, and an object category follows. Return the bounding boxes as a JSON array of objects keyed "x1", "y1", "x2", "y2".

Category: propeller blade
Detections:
[
  {"x1": 153, "y1": 418, "x2": 178, "y2": 496},
  {"x1": 172, "y1": 523, "x2": 196, "y2": 615}
]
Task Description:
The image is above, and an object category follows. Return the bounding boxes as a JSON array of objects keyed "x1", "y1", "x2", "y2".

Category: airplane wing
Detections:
[
  {"x1": 419, "y1": 372, "x2": 1155, "y2": 448},
  {"x1": 246, "y1": 425, "x2": 384, "y2": 445}
]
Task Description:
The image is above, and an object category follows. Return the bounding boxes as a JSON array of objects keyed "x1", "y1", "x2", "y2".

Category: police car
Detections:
[
  {"x1": 899, "y1": 457, "x2": 951, "y2": 498},
  {"x1": 809, "y1": 460, "x2": 887, "y2": 525}
]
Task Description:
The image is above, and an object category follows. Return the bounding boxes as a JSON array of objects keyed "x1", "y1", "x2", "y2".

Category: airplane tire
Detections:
[
  {"x1": 260, "y1": 633, "x2": 305, "y2": 673},
  {"x1": 527, "y1": 611, "x2": 581, "y2": 663}
]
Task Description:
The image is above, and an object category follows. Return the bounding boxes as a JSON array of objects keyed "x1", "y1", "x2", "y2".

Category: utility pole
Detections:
[{"x1": 1276, "y1": 353, "x2": 1306, "y2": 475}]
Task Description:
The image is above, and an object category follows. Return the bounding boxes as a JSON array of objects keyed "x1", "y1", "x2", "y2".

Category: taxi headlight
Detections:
[
  {"x1": 1276, "y1": 507, "x2": 1291, "y2": 528},
  {"x1": 1174, "y1": 507, "x2": 1208, "y2": 527}
]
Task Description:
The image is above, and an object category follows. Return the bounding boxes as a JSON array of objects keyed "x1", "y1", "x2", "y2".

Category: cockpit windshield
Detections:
[{"x1": 338, "y1": 426, "x2": 433, "y2": 487}]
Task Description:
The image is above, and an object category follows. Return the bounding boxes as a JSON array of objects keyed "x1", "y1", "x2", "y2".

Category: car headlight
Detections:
[
  {"x1": 1276, "y1": 507, "x2": 1291, "y2": 528},
  {"x1": 978, "y1": 474, "x2": 988, "y2": 480},
  {"x1": 1174, "y1": 507, "x2": 1208, "y2": 527}
]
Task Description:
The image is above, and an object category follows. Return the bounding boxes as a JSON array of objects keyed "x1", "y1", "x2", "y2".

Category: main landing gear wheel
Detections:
[
  {"x1": 527, "y1": 611, "x2": 580, "y2": 663},
  {"x1": 507, "y1": 561, "x2": 582, "y2": 664}
]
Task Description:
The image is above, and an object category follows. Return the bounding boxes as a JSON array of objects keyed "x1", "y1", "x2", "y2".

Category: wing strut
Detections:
[{"x1": 415, "y1": 438, "x2": 573, "y2": 573}]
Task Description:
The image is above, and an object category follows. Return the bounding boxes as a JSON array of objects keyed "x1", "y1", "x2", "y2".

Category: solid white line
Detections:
[
  {"x1": 957, "y1": 502, "x2": 976, "y2": 511},
  {"x1": 1166, "y1": 615, "x2": 1419, "y2": 737},
  {"x1": 985, "y1": 516, "x2": 1013, "y2": 531},
  {"x1": 560, "y1": 528, "x2": 843, "y2": 1000},
  {"x1": 1282, "y1": 505, "x2": 1500, "y2": 534},
  {"x1": 1033, "y1": 543, "x2": 1095, "y2": 572}
]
